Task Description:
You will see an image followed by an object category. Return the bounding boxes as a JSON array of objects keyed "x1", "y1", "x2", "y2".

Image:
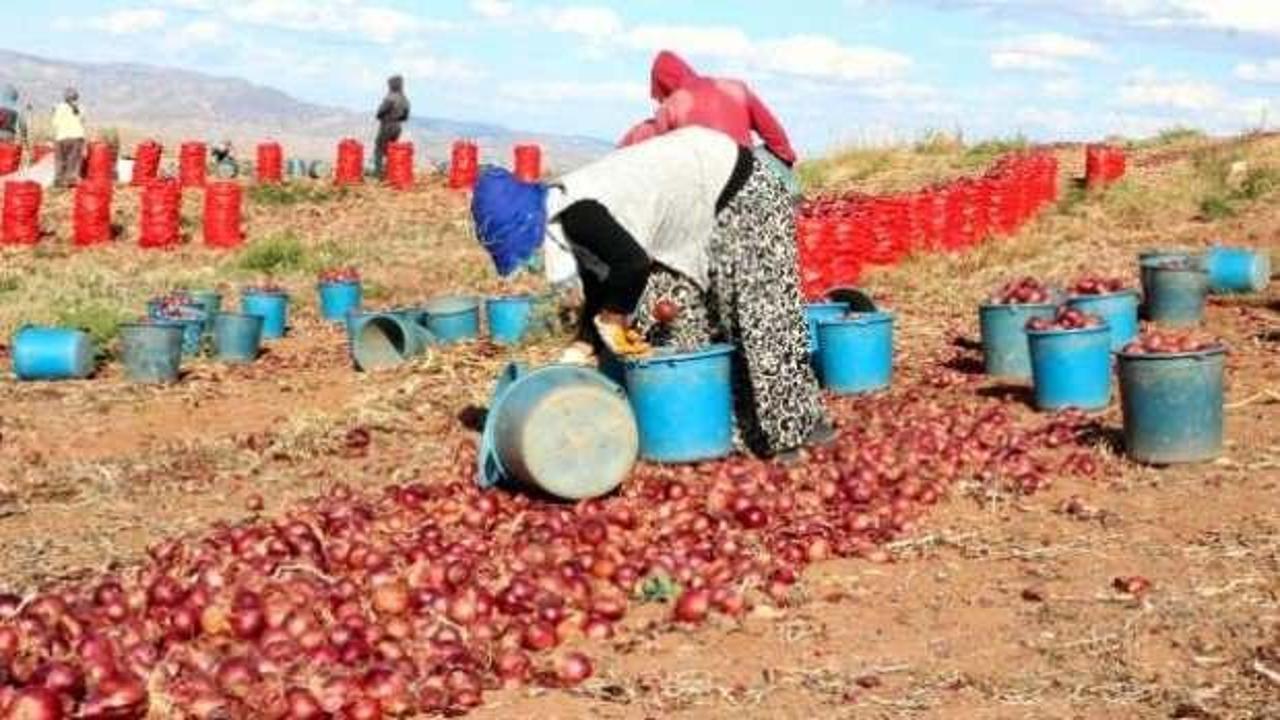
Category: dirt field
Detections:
[{"x1": 0, "y1": 134, "x2": 1277, "y2": 719}]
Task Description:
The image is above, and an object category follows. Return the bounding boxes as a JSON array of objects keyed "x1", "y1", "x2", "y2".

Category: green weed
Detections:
[
  {"x1": 55, "y1": 302, "x2": 132, "y2": 350},
  {"x1": 249, "y1": 183, "x2": 346, "y2": 207},
  {"x1": 236, "y1": 232, "x2": 309, "y2": 275}
]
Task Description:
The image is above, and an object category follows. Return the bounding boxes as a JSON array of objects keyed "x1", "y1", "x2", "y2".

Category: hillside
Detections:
[{"x1": 0, "y1": 49, "x2": 611, "y2": 170}]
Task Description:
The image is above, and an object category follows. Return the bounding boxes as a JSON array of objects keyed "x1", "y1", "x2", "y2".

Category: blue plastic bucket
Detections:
[
  {"x1": 1205, "y1": 246, "x2": 1271, "y2": 294},
  {"x1": 1066, "y1": 291, "x2": 1140, "y2": 351},
  {"x1": 241, "y1": 290, "x2": 290, "y2": 339},
  {"x1": 423, "y1": 296, "x2": 481, "y2": 343},
  {"x1": 189, "y1": 291, "x2": 222, "y2": 333},
  {"x1": 805, "y1": 302, "x2": 849, "y2": 354},
  {"x1": 213, "y1": 313, "x2": 263, "y2": 364},
  {"x1": 979, "y1": 303, "x2": 1057, "y2": 378},
  {"x1": 119, "y1": 322, "x2": 183, "y2": 384},
  {"x1": 318, "y1": 281, "x2": 362, "y2": 322},
  {"x1": 479, "y1": 362, "x2": 638, "y2": 500},
  {"x1": 1138, "y1": 250, "x2": 1196, "y2": 311},
  {"x1": 816, "y1": 312, "x2": 894, "y2": 395},
  {"x1": 348, "y1": 312, "x2": 431, "y2": 371},
  {"x1": 12, "y1": 327, "x2": 95, "y2": 381},
  {"x1": 1027, "y1": 325, "x2": 1113, "y2": 411},
  {"x1": 486, "y1": 295, "x2": 534, "y2": 345},
  {"x1": 1146, "y1": 265, "x2": 1208, "y2": 327},
  {"x1": 623, "y1": 344, "x2": 735, "y2": 463},
  {"x1": 1118, "y1": 346, "x2": 1224, "y2": 464}
]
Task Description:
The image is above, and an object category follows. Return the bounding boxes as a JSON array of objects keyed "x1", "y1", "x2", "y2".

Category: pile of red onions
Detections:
[
  {"x1": 1123, "y1": 330, "x2": 1222, "y2": 355},
  {"x1": 1069, "y1": 276, "x2": 1128, "y2": 296},
  {"x1": 318, "y1": 267, "x2": 360, "y2": 284},
  {"x1": 1026, "y1": 307, "x2": 1103, "y2": 332},
  {"x1": 989, "y1": 277, "x2": 1052, "y2": 305},
  {"x1": 0, "y1": 393, "x2": 1100, "y2": 718}
]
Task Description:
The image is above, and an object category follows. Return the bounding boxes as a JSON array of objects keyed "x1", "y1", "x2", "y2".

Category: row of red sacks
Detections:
[
  {"x1": 796, "y1": 151, "x2": 1060, "y2": 299},
  {"x1": 0, "y1": 179, "x2": 242, "y2": 248}
]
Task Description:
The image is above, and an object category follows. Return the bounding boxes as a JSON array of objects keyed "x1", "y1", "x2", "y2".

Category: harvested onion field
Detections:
[{"x1": 0, "y1": 133, "x2": 1277, "y2": 719}]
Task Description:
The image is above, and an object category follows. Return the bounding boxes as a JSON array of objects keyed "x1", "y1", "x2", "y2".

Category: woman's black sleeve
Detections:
[{"x1": 557, "y1": 200, "x2": 652, "y2": 315}]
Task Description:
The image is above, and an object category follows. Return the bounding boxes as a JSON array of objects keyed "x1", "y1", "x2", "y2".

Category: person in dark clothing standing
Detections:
[{"x1": 374, "y1": 75, "x2": 410, "y2": 178}]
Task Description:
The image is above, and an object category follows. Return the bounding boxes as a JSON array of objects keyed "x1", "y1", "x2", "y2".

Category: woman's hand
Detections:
[{"x1": 593, "y1": 313, "x2": 651, "y2": 357}]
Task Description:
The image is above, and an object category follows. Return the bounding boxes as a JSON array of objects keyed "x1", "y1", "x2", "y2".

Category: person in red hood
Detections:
[{"x1": 618, "y1": 50, "x2": 797, "y2": 166}]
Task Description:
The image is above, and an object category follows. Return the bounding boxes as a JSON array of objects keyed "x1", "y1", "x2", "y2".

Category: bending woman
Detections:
[{"x1": 471, "y1": 126, "x2": 831, "y2": 459}]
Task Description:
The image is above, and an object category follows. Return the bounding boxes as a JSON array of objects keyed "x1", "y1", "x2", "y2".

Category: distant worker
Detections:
[
  {"x1": 211, "y1": 139, "x2": 238, "y2": 178},
  {"x1": 374, "y1": 74, "x2": 410, "y2": 178},
  {"x1": 0, "y1": 84, "x2": 28, "y2": 147},
  {"x1": 619, "y1": 50, "x2": 797, "y2": 168},
  {"x1": 52, "y1": 87, "x2": 86, "y2": 188}
]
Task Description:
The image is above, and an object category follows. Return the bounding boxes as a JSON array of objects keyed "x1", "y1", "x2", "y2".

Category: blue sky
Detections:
[{"x1": 5, "y1": 0, "x2": 1279, "y2": 153}]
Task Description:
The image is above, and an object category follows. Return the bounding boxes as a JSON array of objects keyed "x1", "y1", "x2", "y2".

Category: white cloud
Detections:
[
  {"x1": 395, "y1": 52, "x2": 486, "y2": 83},
  {"x1": 166, "y1": 19, "x2": 226, "y2": 48},
  {"x1": 88, "y1": 8, "x2": 167, "y2": 35},
  {"x1": 990, "y1": 32, "x2": 1104, "y2": 72},
  {"x1": 195, "y1": 0, "x2": 452, "y2": 45},
  {"x1": 1235, "y1": 58, "x2": 1280, "y2": 84},
  {"x1": 1043, "y1": 77, "x2": 1084, "y2": 98},
  {"x1": 499, "y1": 80, "x2": 647, "y2": 104},
  {"x1": 624, "y1": 25, "x2": 753, "y2": 58},
  {"x1": 537, "y1": 6, "x2": 623, "y2": 39},
  {"x1": 754, "y1": 35, "x2": 912, "y2": 82},
  {"x1": 470, "y1": 0, "x2": 513, "y2": 20},
  {"x1": 1118, "y1": 76, "x2": 1224, "y2": 111}
]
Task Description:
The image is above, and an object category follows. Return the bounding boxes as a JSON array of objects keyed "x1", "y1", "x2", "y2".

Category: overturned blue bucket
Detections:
[
  {"x1": 979, "y1": 303, "x2": 1057, "y2": 378},
  {"x1": 479, "y1": 363, "x2": 638, "y2": 500},
  {"x1": 213, "y1": 313, "x2": 264, "y2": 364},
  {"x1": 1067, "y1": 291, "x2": 1140, "y2": 351},
  {"x1": 816, "y1": 312, "x2": 894, "y2": 395},
  {"x1": 1118, "y1": 345, "x2": 1225, "y2": 464},
  {"x1": 12, "y1": 327, "x2": 95, "y2": 381},
  {"x1": 318, "y1": 281, "x2": 362, "y2": 322},
  {"x1": 348, "y1": 312, "x2": 433, "y2": 371},
  {"x1": 1205, "y1": 246, "x2": 1271, "y2": 294},
  {"x1": 120, "y1": 322, "x2": 183, "y2": 384},
  {"x1": 242, "y1": 290, "x2": 290, "y2": 339},
  {"x1": 624, "y1": 344, "x2": 735, "y2": 463},
  {"x1": 1027, "y1": 324, "x2": 1112, "y2": 411},
  {"x1": 423, "y1": 296, "x2": 481, "y2": 343},
  {"x1": 486, "y1": 295, "x2": 534, "y2": 345},
  {"x1": 805, "y1": 302, "x2": 849, "y2": 354},
  {"x1": 1146, "y1": 264, "x2": 1208, "y2": 327}
]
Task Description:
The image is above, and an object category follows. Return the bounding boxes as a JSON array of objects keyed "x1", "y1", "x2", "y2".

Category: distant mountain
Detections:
[{"x1": 0, "y1": 49, "x2": 611, "y2": 171}]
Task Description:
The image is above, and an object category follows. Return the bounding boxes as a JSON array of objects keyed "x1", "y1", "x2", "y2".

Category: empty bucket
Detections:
[
  {"x1": 1205, "y1": 246, "x2": 1271, "y2": 294},
  {"x1": 213, "y1": 313, "x2": 264, "y2": 364},
  {"x1": 242, "y1": 290, "x2": 290, "y2": 339},
  {"x1": 318, "y1": 281, "x2": 362, "y2": 322},
  {"x1": 1146, "y1": 265, "x2": 1208, "y2": 327},
  {"x1": 1027, "y1": 324, "x2": 1112, "y2": 411},
  {"x1": 349, "y1": 312, "x2": 431, "y2": 371},
  {"x1": 486, "y1": 295, "x2": 534, "y2": 345},
  {"x1": 816, "y1": 312, "x2": 894, "y2": 395},
  {"x1": 12, "y1": 327, "x2": 95, "y2": 381},
  {"x1": 423, "y1": 296, "x2": 481, "y2": 343},
  {"x1": 1138, "y1": 249, "x2": 1195, "y2": 312},
  {"x1": 1067, "y1": 291, "x2": 1140, "y2": 351},
  {"x1": 979, "y1": 302, "x2": 1057, "y2": 378},
  {"x1": 120, "y1": 322, "x2": 183, "y2": 384},
  {"x1": 479, "y1": 362, "x2": 638, "y2": 500},
  {"x1": 624, "y1": 344, "x2": 735, "y2": 463},
  {"x1": 805, "y1": 302, "x2": 849, "y2": 354},
  {"x1": 1118, "y1": 346, "x2": 1225, "y2": 464}
]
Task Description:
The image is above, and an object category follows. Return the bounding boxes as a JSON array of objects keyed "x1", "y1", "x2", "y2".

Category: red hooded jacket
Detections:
[{"x1": 619, "y1": 51, "x2": 797, "y2": 165}]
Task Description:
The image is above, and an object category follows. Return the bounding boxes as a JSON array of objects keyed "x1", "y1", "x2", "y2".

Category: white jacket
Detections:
[
  {"x1": 51, "y1": 102, "x2": 85, "y2": 141},
  {"x1": 543, "y1": 126, "x2": 740, "y2": 290}
]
